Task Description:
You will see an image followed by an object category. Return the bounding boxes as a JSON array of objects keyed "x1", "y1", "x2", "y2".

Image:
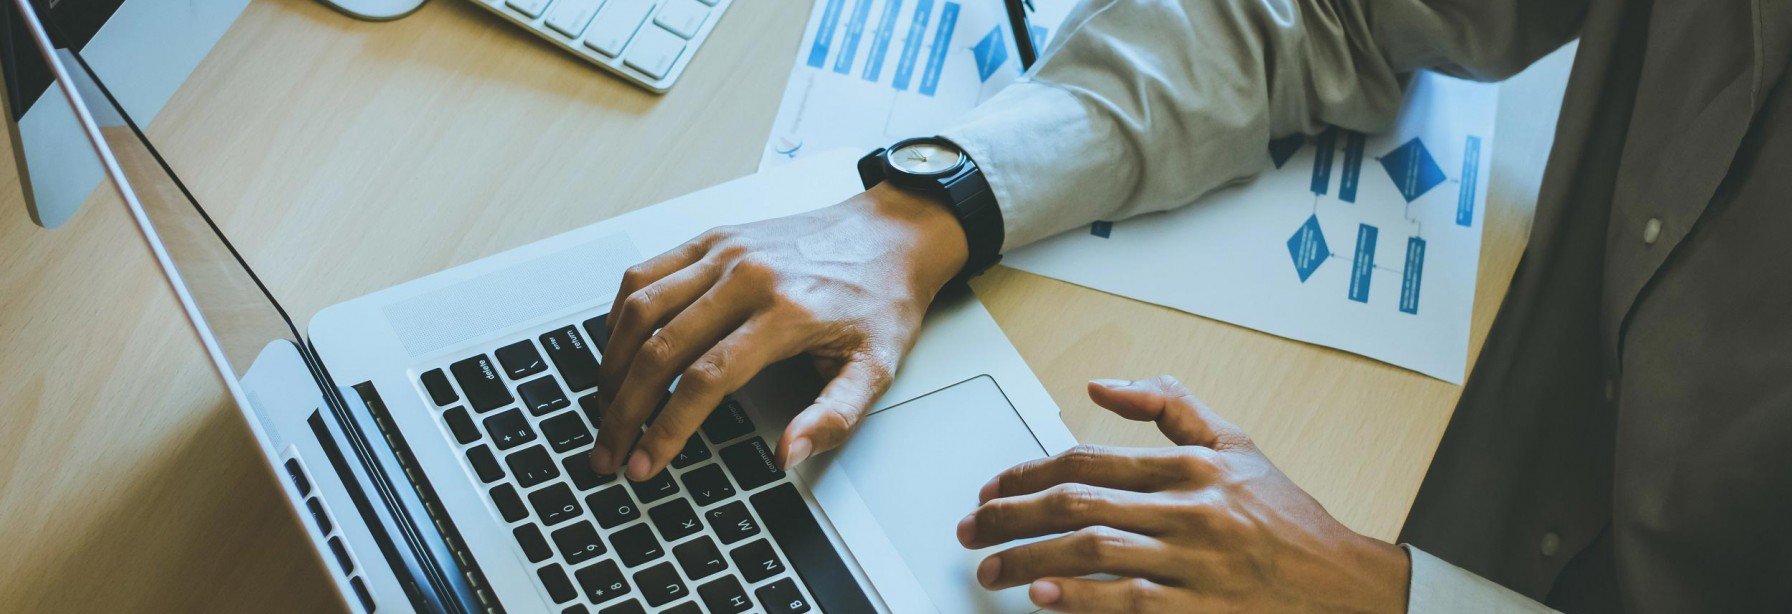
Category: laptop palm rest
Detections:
[{"x1": 832, "y1": 375, "x2": 1048, "y2": 613}]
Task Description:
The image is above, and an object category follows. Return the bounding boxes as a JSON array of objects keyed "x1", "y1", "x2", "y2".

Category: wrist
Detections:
[
  {"x1": 851, "y1": 182, "x2": 971, "y2": 293},
  {"x1": 1348, "y1": 536, "x2": 1412, "y2": 614}
]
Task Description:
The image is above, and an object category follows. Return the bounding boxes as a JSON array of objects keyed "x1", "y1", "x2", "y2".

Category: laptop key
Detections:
[
  {"x1": 564, "y1": 451, "x2": 617, "y2": 490},
  {"x1": 755, "y1": 578, "x2": 811, "y2": 614},
  {"x1": 467, "y1": 445, "x2": 505, "y2": 483},
  {"x1": 582, "y1": 316, "x2": 608, "y2": 351},
  {"x1": 541, "y1": 411, "x2": 594, "y2": 452},
  {"x1": 540, "y1": 326, "x2": 601, "y2": 392},
  {"x1": 450, "y1": 354, "x2": 512, "y2": 412},
  {"x1": 629, "y1": 469, "x2": 680, "y2": 504},
  {"x1": 671, "y1": 434, "x2": 710, "y2": 469},
  {"x1": 515, "y1": 524, "x2": 553, "y2": 562},
  {"x1": 421, "y1": 368, "x2": 458, "y2": 405},
  {"x1": 597, "y1": 599, "x2": 644, "y2": 614},
  {"x1": 485, "y1": 408, "x2": 538, "y2": 450},
  {"x1": 578, "y1": 394, "x2": 604, "y2": 431},
  {"x1": 696, "y1": 576, "x2": 752, "y2": 613},
  {"x1": 538, "y1": 563, "x2": 578, "y2": 603},
  {"x1": 633, "y1": 561, "x2": 689, "y2": 606},
  {"x1": 552, "y1": 520, "x2": 608, "y2": 565},
  {"x1": 306, "y1": 497, "x2": 333, "y2": 535},
  {"x1": 648, "y1": 498, "x2": 702, "y2": 542},
  {"x1": 491, "y1": 483, "x2": 529, "y2": 523},
  {"x1": 706, "y1": 501, "x2": 759, "y2": 544},
  {"x1": 731, "y1": 538, "x2": 786, "y2": 583},
  {"x1": 701, "y1": 399, "x2": 754, "y2": 443},
  {"x1": 611, "y1": 523, "x2": 665, "y2": 567},
  {"x1": 587, "y1": 485, "x2": 641, "y2": 528},
  {"x1": 507, "y1": 445, "x2": 561, "y2": 488},
  {"x1": 519, "y1": 376, "x2": 572, "y2": 417},
  {"x1": 529, "y1": 483, "x2": 583, "y2": 526},
  {"x1": 496, "y1": 340, "x2": 548, "y2": 379},
  {"x1": 720, "y1": 437, "x2": 783, "y2": 491},
  {"x1": 443, "y1": 406, "x2": 482, "y2": 445},
  {"x1": 673, "y1": 536, "x2": 727, "y2": 581},
  {"x1": 562, "y1": 606, "x2": 588, "y2": 614},
  {"x1": 680, "y1": 463, "x2": 734, "y2": 507},
  {"x1": 750, "y1": 483, "x2": 877, "y2": 612},
  {"x1": 661, "y1": 602, "x2": 700, "y2": 614},
  {"x1": 575, "y1": 559, "x2": 632, "y2": 605}
]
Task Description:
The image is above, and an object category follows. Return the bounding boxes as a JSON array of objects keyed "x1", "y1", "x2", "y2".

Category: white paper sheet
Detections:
[
  {"x1": 1005, "y1": 73, "x2": 1497, "y2": 383},
  {"x1": 760, "y1": 0, "x2": 1074, "y2": 169}
]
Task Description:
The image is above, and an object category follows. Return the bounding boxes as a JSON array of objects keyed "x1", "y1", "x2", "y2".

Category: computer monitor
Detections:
[{"x1": 0, "y1": 0, "x2": 245, "y2": 228}]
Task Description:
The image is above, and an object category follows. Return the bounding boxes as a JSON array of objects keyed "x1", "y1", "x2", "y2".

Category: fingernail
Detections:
[
  {"x1": 978, "y1": 477, "x2": 999, "y2": 503},
  {"x1": 626, "y1": 450, "x2": 651, "y2": 481},
  {"x1": 784, "y1": 438, "x2": 813, "y2": 470},
  {"x1": 976, "y1": 556, "x2": 1001, "y2": 587},
  {"x1": 1090, "y1": 378, "x2": 1131, "y2": 389},
  {"x1": 956, "y1": 513, "x2": 976, "y2": 547},
  {"x1": 1030, "y1": 580, "x2": 1062, "y2": 605},
  {"x1": 590, "y1": 444, "x2": 612, "y2": 472}
]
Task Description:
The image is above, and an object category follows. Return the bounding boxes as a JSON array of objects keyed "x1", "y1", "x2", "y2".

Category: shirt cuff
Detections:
[
  {"x1": 1404, "y1": 546, "x2": 1558, "y2": 613},
  {"x1": 939, "y1": 79, "x2": 1126, "y2": 251}
]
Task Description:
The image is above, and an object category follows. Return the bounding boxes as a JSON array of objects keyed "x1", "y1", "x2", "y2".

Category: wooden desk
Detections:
[{"x1": 0, "y1": 0, "x2": 1571, "y2": 609}]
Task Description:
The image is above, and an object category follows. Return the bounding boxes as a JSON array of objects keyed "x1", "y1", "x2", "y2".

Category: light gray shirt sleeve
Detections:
[
  {"x1": 939, "y1": 0, "x2": 1581, "y2": 250},
  {"x1": 1405, "y1": 546, "x2": 1559, "y2": 613}
]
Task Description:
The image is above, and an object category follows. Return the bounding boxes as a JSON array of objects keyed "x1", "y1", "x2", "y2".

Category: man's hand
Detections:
[
  {"x1": 590, "y1": 183, "x2": 968, "y2": 481},
  {"x1": 959, "y1": 376, "x2": 1411, "y2": 612}
]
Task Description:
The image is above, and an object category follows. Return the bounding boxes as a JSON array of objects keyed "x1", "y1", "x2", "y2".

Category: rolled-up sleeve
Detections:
[
  {"x1": 1405, "y1": 546, "x2": 1557, "y2": 613},
  {"x1": 940, "y1": 0, "x2": 1582, "y2": 250}
]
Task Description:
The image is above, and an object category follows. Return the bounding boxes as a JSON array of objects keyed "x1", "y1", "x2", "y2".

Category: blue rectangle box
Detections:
[
  {"x1": 833, "y1": 0, "x2": 874, "y2": 74},
  {"x1": 1399, "y1": 237, "x2": 1426, "y2": 314},
  {"x1": 1309, "y1": 128, "x2": 1337, "y2": 196},
  {"x1": 807, "y1": 0, "x2": 848, "y2": 69},
  {"x1": 1456, "y1": 135, "x2": 1482, "y2": 227},
  {"x1": 891, "y1": 0, "x2": 933, "y2": 91},
  {"x1": 918, "y1": 2, "x2": 959, "y2": 96},
  {"x1": 1349, "y1": 224, "x2": 1377, "y2": 302},
  {"x1": 1339, "y1": 131, "x2": 1365, "y2": 203},
  {"x1": 861, "y1": 0, "x2": 904, "y2": 81}
]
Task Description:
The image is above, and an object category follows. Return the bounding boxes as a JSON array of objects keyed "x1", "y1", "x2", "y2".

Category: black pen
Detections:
[{"x1": 1004, "y1": 0, "x2": 1038, "y2": 70}]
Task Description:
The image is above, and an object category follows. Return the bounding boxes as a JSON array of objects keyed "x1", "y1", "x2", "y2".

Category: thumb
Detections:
[
  {"x1": 1087, "y1": 376, "x2": 1250, "y2": 450},
  {"x1": 777, "y1": 356, "x2": 894, "y2": 469}
]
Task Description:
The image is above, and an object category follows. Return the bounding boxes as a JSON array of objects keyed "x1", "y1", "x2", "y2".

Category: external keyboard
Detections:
[
  {"x1": 465, "y1": 0, "x2": 731, "y2": 92},
  {"x1": 417, "y1": 316, "x2": 857, "y2": 612}
]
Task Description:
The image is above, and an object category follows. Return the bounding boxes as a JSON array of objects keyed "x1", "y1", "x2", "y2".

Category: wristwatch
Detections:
[{"x1": 857, "y1": 136, "x2": 1004, "y2": 283}]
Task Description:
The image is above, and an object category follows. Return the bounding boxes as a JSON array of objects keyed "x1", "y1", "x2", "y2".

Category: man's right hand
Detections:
[{"x1": 590, "y1": 183, "x2": 970, "y2": 482}]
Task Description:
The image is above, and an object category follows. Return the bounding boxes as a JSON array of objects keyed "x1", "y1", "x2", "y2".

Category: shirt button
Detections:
[
  {"x1": 1540, "y1": 532, "x2": 1562, "y2": 557},
  {"x1": 1642, "y1": 218, "x2": 1662, "y2": 245}
]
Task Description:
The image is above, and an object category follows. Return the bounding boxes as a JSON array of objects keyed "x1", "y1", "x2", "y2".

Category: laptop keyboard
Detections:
[{"x1": 416, "y1": 316, "x2": 841, "y2": 613}]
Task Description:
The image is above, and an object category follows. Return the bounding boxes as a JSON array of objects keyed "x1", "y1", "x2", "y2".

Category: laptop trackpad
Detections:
[{"x1": 833, "y1": 375, "x2": 1047, "y2": 613}]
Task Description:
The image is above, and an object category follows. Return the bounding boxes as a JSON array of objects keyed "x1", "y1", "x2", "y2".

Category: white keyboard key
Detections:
[
  {"x1": 582, "y1": 0, "x2": 655, "y2": 57},
  {"x1": 652, "y1": 0, "x2": 707, "y2": 39},
  {"x1": 545, "y1": 0, "x2": 605, "y2": 37},
  {"x1": 622, "y1": 25, "x2": 686, "y2": 79},
  {"x1": 506, "y1": 0, "x2": 552, "y2": 19}
]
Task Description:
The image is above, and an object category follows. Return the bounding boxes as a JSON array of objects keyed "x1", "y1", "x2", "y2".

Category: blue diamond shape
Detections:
[
  {"x1": 1268, "y1": 134, "x2": 1305, "y2": 169},
  {"x1": 1286, "y1": 214, "x2": 1330, "y2": 282},
  {"x1": 1380, "y1": 138, "x2": 1446, "y2": 202},
  {"x1": 973, "y1": 27, "x2": 1008, "y2": 82}
]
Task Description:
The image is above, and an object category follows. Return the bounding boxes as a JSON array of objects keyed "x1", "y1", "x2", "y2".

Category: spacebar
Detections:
[{"x1": 750, "y1": 483, "x2": 876, "y2": 612}]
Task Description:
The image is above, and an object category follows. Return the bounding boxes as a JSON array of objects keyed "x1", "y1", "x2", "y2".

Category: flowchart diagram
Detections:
[
  {"x1": 1273, "y1": 130, "x2": 1483, "y2": 315},
  {"x1": 762, "y1": 0, "x2": 1072, "y2": 167},
  {"x1": 1006, "y1": 72, "x2": 1498, "y2": 383}
]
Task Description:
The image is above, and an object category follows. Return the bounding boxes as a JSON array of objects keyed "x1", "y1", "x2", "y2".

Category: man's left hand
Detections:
[{"x1": 959, "y1": 376, "x2": 1411, "y2": 613}]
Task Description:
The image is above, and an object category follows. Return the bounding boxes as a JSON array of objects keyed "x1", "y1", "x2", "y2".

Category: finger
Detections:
[
  {"x1": 976, "y1": 527, "x2": 1173, "y2": 589},
  {"x1": 958, "y1": 484, "x2": 1176, "y2": 548},
  {"x1": 978, "y1": 444, "x2": 1208, "y2": 504},
  {"x1": 594, "y1": 284, "x2": 750, "y2": 474},
  {"x1": 605, "y1": 231, "x2": 719, "y2": 336},
  {"x1": 599, "y1": 262, "x2": 724, "y2": 399},
  {"x1": 1087, "y1": 376, "x2": 1250, "y2": 450},
  {"x1": 1030, "y1": 577, "x2": 1183, "y2": 613},
  {"x1": 776, "y1": 355, "x2": 895, "y2": 469},
  {"x1": 629, "y1": 322, "x2": 797, "y2": 480}
]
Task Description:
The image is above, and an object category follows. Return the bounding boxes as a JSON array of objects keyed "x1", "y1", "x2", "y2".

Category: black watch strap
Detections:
[{"x1": 859, "y1": 141, "x2": 1005, "y2": 284}]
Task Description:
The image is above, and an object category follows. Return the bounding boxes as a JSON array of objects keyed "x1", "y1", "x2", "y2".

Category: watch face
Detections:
[{"x1": 888, "y1": 140, "x2": 963, "y2": 175}]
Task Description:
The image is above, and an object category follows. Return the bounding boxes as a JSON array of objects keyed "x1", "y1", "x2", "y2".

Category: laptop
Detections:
[{"x1": 2, "y1": 0, "x2": 1079, "y2": 611}]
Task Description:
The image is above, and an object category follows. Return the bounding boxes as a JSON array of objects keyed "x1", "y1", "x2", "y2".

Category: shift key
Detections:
[
  {"x1": 450, "y1": 354, "x2": 512, "y2": 412},
  {"x1": 541, "y1": 326, "x2": 600, "y2": 392}
]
